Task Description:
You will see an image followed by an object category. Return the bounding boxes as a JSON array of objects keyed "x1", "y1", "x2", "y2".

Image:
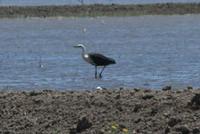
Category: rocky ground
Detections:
[
  {"x1": 0, "y1": 3, "x2": 200, "y2": 18},
  {"x1": 0, "y1": 87, "x2": 200, "y2": 134}
]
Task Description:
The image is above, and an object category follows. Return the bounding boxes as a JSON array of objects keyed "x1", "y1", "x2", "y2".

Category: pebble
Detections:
[
  {"x1": 192, "y1": 128, "x2": 200, "y2": 134},
  {"x1": 76, "y1": 116, "x2": 92, "y2": 133},
  {"x1": 142, "y1": 94, "x2": 154, "y2": 100},
  {"x1": 168, "y1": 118, "x2": 181, "y2": 127},
  {"x1": 176, "y1": 125, "x2": 190, "y2": 134},
  {"x1": 96, "y1": 86, "x2": 103, "y2": 90},
  {"x1": 165, "y1": 127, "x2": 170, "y2": 134},
  {"x1": 191, "y1": 94, "x2": 200, "y2": 106}
]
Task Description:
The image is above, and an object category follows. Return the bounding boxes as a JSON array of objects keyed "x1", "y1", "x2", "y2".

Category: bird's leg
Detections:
[
  {"x1": 99, "y1": 66, "x2": 106, "y2": 78},
  {"x1": 95, "y1": 66, "x2": 97, "y2": 79}
]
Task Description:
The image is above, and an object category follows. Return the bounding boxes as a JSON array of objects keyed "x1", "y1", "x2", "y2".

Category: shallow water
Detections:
[
  {"x1": 0, "y1": 15, "x2": 200, "y2": 90},
  {"x1": 0, "y1": 0, "x2": 199, "y2": 6}
]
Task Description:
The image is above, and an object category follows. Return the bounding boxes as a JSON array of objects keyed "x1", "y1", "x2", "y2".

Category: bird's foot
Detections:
[
  {"x1": 99, "y1": 74, "x2": 102, "y2": 79},
  {"x1": 94, "y1": 74, "x2": 102, "y2": 79},
  {"x1": 95, "y1": 74, "x2": 98, "y2": 79}
]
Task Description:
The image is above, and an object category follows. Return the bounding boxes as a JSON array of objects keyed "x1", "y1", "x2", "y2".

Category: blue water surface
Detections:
[{"x1": 0, "y1": 15, "x2": 200, "y2": 90}]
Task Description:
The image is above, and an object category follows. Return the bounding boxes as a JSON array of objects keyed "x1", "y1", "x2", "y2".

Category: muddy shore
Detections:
[
  {"x1": 0, "y1": 3, "x2": 200, "y2": 18},
  {"x1": 0, "y1": 88, "x2": 200, "y2": 134}
]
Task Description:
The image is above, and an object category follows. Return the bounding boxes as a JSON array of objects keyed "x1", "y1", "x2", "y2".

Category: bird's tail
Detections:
[{"x1": 110, "y1": 58, "x2": 116, "y2": 64}]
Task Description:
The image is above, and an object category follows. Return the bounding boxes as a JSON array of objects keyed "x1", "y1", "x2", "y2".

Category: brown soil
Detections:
[
  {"x1": 0, "y1": 88, "x2": 200, "y2": 134},
  {"x1": 0, "y1": 3, "x2": 200, "y2": 18}
]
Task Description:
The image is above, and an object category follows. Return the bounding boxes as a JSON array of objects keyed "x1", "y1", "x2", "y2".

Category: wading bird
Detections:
[{"x1": 74, "y1": 44, "x2": 116, "y2": 79}]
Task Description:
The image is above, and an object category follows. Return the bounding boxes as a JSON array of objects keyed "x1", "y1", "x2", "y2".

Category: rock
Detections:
[
  {"x1": 99, "y1": 128, "x2": 105, "y2": 134},
  {"x1": 165, "y1": 127, "x2": 170, "y2": 134},
  {"x1": 116, "y1": 105, "x2": 123, "y2": 111},
  {"x1": 96, "y1": 86, "x2": 103, "y2": 90},
  {"x1": 150, "y1": 107, "x2": 158, "y2": 116},
  {"x1": 176, "y1": 126, "x2": 190, "y2": 134},
  {"x1": 132, "y1": 130, "x2": 137, "y2": 134},
  {"x1": 76, "y1": 116, "x2": 92, "y2": 133},
  {"x1": 168, "y1": 118, "x2": 181, "y2": 127},
  {"x1": 191, "y1": 94, "x2": 200, "y2": 106},
  {"x1": 162, "y1": 86, "x2": 171, "y2": 91},
  {"x1": 144, "y1": 89, "x2": 151, "y2": 93},
  {"x1": 130, "y1": 91, "x2": 135, "y2": 96},
  {"x1": 133, "y1": 88, "x2": 140, "y2": 92},
  {"x1": 42, "y1": 89, "x2": 53, "y2": 93},
  {"x1": 33, "y1": 98, "x2": 43, "y2": 104},
  {"x1": 193, "y1": 128, "x2": 200, "y2": 134},
  {"x1": 119, "y1": 87, "x2": 124, "y2": 90},
  {"x1": 133, "y1": 104, "x2": 142, "y2": 112},
  {"x1": 119, "y1": 124, "x2": 126, "y2": 129},
  {"x1": 28, "y1": 91, "x2": 41, "y2": 96},
  {"x1": 163, "y1": 112, "x2": 170, "y2": 118},
  {"x1": 115, "y1": 94, "x2": 120, "y2": 99},
  {"x1": 187, "y1": 86, "x2": 193, "y2": 90},
  {"x1": 2, "y1": 131, "x2": 12, "y2": 134},
  {"x1": 115, "y1": 101, "x2": 123, "y2": 111},
  {"x1": 134, "y1": 118, "x2": 142, "y2": 123},
  {"x1": 142, "y1": 94, "x2": 154, "y2": 100},
  {"x1": 69, "y1": 91, "x2": 74, "y2": 94},
  {"x1": 69, "y1": 128, "x2": 76, "y2": 134}
]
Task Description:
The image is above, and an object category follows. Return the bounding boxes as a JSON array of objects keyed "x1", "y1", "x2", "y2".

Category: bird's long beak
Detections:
[{"x1": 73, "y1": 45, "x2": 79, "y2": 48}]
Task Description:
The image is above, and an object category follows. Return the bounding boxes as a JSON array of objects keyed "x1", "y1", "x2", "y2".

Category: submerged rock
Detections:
[
  {"x1": 162, "y1": 86, "x2": 171, "y2": 91},
  {"x1": 187, "y1": 86, "x2": 193, "y2": 90}
]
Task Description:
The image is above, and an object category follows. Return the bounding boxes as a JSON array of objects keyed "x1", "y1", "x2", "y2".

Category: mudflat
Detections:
[
  {"x1": 0, "y1": 3, "x2": 200, "y2": 18},
  {"x1": 0, "y1": 88, "x2": 200, "y2": 133}
]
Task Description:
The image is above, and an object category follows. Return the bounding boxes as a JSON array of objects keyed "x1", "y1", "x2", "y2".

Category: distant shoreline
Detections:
[{"x1": 0, "y1": 3, "x2": 200, "y2": 18}]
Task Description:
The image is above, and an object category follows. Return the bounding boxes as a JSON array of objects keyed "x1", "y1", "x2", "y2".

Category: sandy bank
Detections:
[
  {"x1": 0, "y1": 3, "x2": 200, "y2": 18},
  {"x1": 0, "y1": 88, "x2": 200, "y2": 133}
]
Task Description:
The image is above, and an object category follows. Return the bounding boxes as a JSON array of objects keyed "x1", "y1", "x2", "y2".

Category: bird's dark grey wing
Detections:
[{"x1": 88, "y1": 53, "x2": 116, "y2": 66}]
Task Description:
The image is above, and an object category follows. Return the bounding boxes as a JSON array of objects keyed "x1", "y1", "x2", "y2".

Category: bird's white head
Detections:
[
  {"x1": 73, "y1": 44, "x2": 85, "y2": 48},
  {"x1": 74, "y1": 44, "x2": 86, "y2": 53}
]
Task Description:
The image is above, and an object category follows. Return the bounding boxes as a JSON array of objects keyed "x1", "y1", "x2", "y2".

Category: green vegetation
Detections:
[{"x1": 110, "y1": 122, "x2": 129, "y2": 134}]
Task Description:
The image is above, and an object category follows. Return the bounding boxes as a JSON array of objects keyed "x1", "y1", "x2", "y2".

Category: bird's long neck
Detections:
[{"x1": 81, "y1": 46, "x2": 87, "y2": 55}]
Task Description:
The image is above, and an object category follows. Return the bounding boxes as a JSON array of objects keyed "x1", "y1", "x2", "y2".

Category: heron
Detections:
[{"x1": 74, "y1": 44, "x2": 116, "y2": 79}]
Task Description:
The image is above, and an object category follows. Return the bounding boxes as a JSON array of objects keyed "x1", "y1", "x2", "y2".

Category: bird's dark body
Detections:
[{"x1": 88, "y1": 53, "x2": 116, "y2": 66}]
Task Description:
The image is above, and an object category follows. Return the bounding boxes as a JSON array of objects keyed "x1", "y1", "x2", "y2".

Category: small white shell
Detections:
[{"x1": 96, "y1": 86, "x2": 103, "y2": 90}]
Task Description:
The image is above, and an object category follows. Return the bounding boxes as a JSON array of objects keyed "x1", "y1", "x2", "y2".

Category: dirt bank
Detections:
[
  {"x1": 0, "y1": 88, "x2": 200, "y2": 133},
  {"x1": 0, "y1": 3, "x2": 200, "y2": 18}
]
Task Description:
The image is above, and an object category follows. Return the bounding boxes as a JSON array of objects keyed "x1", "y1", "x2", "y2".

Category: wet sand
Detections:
[
  {"x1": 0, "y1": 88, "x2": 200, "y2": 133},
  {"x1": 0, "y1": 3, "x2": 200, "y2": 18}
]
